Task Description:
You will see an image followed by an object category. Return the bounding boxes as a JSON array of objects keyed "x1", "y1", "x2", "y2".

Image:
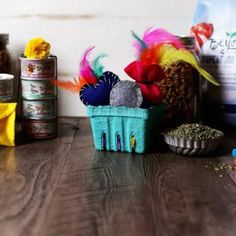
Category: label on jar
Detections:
[
  {"x1": 201, "y1": 30, "x2": 236, "y2": 100},
  {"x1": 0, "y1": 81, "x2": 13, "y2": 98},
  {"x1": 201, "y1": 30, "x2": 236, "y2": 125},
  {"x1": 0, "y1": 74, "x2": 13, "y2": 99}
]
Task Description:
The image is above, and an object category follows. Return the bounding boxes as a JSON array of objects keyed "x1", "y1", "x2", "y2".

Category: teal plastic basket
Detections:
[{"x1": 87, "y1": 105, "x2": 164, "y2": 154}]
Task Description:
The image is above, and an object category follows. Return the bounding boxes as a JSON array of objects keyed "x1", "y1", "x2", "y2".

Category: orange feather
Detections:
[{"x1": 51, "y1": 77, "x2": 87, "y2": 93}]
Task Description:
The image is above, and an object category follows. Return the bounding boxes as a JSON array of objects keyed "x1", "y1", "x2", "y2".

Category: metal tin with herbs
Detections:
[
  {"x1": 22, "y1": 98, "x2": 57, "y2": 119},
  {"x1": 20, "y1": 56, "x2": 57, "y2": 78},
  {"x1": 163, "y1": 124, "x2": 224, "y2": 156},
  {"x1": 0, "y1": 73, "x2": 14, "y2": 101},
  {"x1": 21, "y1": 77, "x2": 57, "y2": 100},
  {"x1": 23, "y1": 117, "x2": 57, "y2": 139}
]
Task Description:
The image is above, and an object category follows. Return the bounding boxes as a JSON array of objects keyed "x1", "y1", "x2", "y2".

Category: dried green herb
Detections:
[
  {"x1": 166, "y1": 123, "x2": 223, "y2": 140},
  {"x1": 204, "y1": 161, "x2": 232, "y2": 178}
]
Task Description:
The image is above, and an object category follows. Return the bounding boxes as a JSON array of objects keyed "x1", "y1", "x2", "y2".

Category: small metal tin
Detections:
[
  {"x1": 0, "y1": 73, "x2": 14, "y2": 101},
  {"x1": 20, "y1": 56, "x2": 57, "y2": 78},
  {"x1": 22, "y1": 98, "x2": 57, "y2": 118},
  {"x1": 23, "y1": 117, "x2": 57, "y2": 139},
  {"x1": 21, "y1": 78, "x2": 57, "y2": 100}
]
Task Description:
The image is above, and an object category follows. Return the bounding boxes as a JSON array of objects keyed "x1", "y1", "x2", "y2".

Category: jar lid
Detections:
[{"x1": 0, "y1": 34, "x2": 9, "y2": 45}]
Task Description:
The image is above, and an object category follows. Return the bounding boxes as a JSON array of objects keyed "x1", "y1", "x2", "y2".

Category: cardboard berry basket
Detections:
[{"x1": 87, "y1": 104, "x2": 164, "y2": 154}]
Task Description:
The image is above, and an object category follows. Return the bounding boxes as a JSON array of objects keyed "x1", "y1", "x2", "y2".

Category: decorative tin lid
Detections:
[{"x1": 0, "y1": 73, "x2": 14, "y2": 80}]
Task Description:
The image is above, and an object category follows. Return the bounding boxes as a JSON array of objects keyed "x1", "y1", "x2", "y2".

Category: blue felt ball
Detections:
[
  {"x1": 80, "y1": 71, "x2": 120, "y2": 106},
  {"x1": 101, "y1": 71, "x2": 120, "y2": 89}
]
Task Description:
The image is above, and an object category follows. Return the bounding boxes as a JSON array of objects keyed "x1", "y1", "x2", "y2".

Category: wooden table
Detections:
[{"x1": 0, "y1": 118, "x2": 236, "y2": 236}]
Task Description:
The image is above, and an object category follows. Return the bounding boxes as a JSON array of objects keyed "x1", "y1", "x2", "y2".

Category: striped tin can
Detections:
[
  {"x1": 0, "y1": 73, "x2": 14, "y2": 101},
  {"x1": 22, "y1": 98, "x2": 57, "y2": 119},
  {"x1": 20, "y1": 56, "x2": 57, "y2": 78},
  {"x1": 22, "y1": 117, "x2": 57, "y2": 139},
  {"x1": 21, "y1": 77, "x2": 57, "y2": 100}
]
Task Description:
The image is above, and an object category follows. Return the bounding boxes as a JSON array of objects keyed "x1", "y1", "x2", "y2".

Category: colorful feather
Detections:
[
  {"x1": 159, "y1": 44, "x2": 220, "y2": 86},
  {"x1": 91, "y1": 54, "x2": 107, "y2": 78},
  {"x1": 52, "y1": 47, "x2": 109, "y2": 94},
  {"x1": 51, "y1": 77, "x2": 87, "y2": 93},
  {"x1": 139, "y1": 44, "x2": 163, "y2": 64},
  {"x1": 131, "y1": 30, "x2": 147, "y2": 56},
  {"x1": 143, "y1": 28, "x2": 184, "y2": 50},
  {"x1": 79, "y1": 47, "x2": 97, "y2": 84}
]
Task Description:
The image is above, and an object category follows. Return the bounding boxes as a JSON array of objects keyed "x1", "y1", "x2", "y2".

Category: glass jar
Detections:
[
  {"x1": 158, "y1": 36, "x2": 200, "y2": 127},
  {"x1": 0, "y1": 34, "x2": 11, "y2": 73}
]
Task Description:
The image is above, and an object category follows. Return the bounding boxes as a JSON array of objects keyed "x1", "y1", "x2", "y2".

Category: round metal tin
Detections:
[
  {"x1": 109, "y1": 80, "x2": 143, "y2": 108},
  {"x1": 22, "y1": 98, "x2": 57, "y2": 119},
  {"x1": 20, "y1": 56, "x2": 57, "y2": 78},
  {"x1": 0, "y1": 73, "x2": 14, "y2": 100},
  {"x1": 23, "y1": 117, "x2": 57, "y2": 139},
  {"x1": 163, "y1": 132, "x2": 224, "y2": 156},
  {"x1": 21, "y1": 78, "x2": 57, "y2": 100}
]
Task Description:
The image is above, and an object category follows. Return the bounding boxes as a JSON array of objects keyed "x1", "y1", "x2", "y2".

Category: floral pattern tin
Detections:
[
  {"x1": 20, "y1": 56, "x2": 57, "y2": 78},
  {"x1": 23, "y1": 117, "x2": 57, "y2": 139},
  {"x1": 21, "y1": 78, "x2": 57, "y2": 100},
  {"x1": 22, "y1": 99, "x2": 57, "y2": 118}
]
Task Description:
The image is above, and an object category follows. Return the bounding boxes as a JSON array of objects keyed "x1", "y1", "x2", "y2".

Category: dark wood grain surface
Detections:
[{"x1": 0, "y1": 118, "x2": 236, "y2": 236}]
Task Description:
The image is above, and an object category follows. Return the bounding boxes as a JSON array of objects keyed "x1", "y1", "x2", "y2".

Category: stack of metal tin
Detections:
[{"x1": 20, "y1": 56, "x2": 58, "y2": 139}]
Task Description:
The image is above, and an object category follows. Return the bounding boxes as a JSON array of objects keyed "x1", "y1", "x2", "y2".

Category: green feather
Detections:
[
  {"x1": 91, "y1": 54, "x2": 107, "y2": 78},
  {"x1": 131, "y1": 30, "x2": 147, "y2": 50}
]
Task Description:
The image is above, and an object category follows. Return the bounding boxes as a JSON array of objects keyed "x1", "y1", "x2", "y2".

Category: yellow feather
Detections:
[{"x1": 159, "y1": 45, "x2": 220, "y2": 86}]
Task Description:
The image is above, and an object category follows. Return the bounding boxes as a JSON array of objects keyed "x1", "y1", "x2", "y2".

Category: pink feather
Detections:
[
  {"x1": 143, "y1": 28, "x2": 184, "y2": 50},
  {"x1": 79, "y1": 47, "x2": 97, "y2": 84}
]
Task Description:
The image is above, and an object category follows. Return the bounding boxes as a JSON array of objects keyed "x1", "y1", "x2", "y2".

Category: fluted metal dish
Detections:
[{"x1": 163, "y1": 132, "x2": 224, "y2": 156}]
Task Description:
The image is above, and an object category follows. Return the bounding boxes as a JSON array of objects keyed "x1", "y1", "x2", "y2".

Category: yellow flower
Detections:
[{"x1": 24, "y1": 38, "x2": 51, "y2": 59}]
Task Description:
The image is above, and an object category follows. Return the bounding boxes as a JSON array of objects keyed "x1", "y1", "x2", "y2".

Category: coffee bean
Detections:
[{"x1": 158, "y1": 61, "x2": 199, "y2": 127}]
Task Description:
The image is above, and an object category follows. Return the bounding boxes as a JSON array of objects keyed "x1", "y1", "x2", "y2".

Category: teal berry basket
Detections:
[{"x1": 87, "y1": 104, "x2": 165, "y2": 154}]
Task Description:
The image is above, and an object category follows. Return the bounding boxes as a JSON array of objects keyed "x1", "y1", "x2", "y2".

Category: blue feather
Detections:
[{"x1": 91, "y1": 54, "x2": 107, "y2": 78}]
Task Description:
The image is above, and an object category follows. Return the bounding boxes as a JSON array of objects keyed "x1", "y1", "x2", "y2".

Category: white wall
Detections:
[{"x1": 0, "y1": 0, "x2": 197, "y2": 116}]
